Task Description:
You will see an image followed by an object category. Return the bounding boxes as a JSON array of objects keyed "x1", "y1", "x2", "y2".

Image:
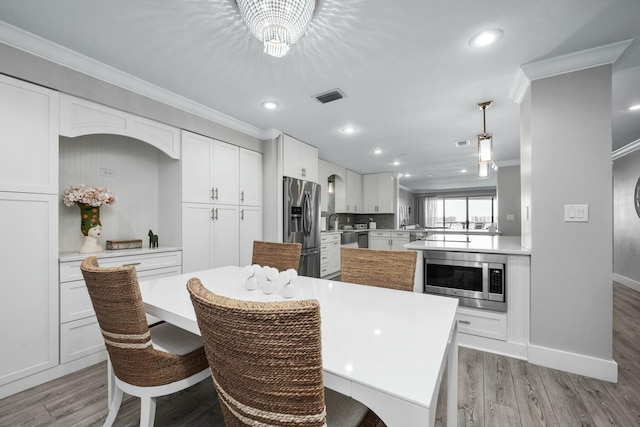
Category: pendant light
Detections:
[
  {"x1": 477, "y1": 101, "x2": 493, "y2": 164},
  {"x1": 478, "y1": 161, "x2": 490, "y2": 179}
]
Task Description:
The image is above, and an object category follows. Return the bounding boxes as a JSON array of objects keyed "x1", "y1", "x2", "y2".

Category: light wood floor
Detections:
[{"x1": 1, "y1": 283, "x2": 639, "y2": 426}]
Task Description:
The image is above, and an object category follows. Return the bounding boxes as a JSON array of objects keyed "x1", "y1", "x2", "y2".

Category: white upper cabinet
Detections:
[
  {"x1": 181, "y1": 131, "x2": 246, "y2": 206},
  {"x1": 345, "y1": 169, "x2": 363, "y2": 213},
  {"x1": 364, "y1": 172, "x2": 395, "y2": 214},
  {"x1": 282, "y1": 134, "x2": 318, "y2": 182},
  {"x1": 239, "y1": 149, "x2": 262, "y2": 207},
  {"x1": 212, "y1": 140, "x2": 240, "y2": 206},
  {"x1": 60, "y1": 94, "x2": 180, "y2": 159},
  {"x1": 0, "y1": 75, "x2": 59, "y2": 194},
  {"x1": 181, "y1": 131, "x2": 214, "y2": 204}
]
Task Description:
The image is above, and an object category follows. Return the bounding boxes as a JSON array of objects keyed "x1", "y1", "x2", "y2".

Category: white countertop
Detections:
[
  {"x1": 59, "y1": 246, "x2": 181, "y2": 262},
  {"x1": 404, "y1": 235, "x2": 529, "y2": 255}
]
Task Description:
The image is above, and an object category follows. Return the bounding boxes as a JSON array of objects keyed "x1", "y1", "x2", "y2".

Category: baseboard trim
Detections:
[
  {"x1": 528, "y1": 344, "x2": 618, "y2": 382},
  {"x1": 458, "y1": 333, "x2": 528, "y2": 360},
  {"x1": 613, "y1": 273, "x2": 640, "y2": 293},
  {"x1": 0, "y1": 351, "x2": 107, "y2": 400}
]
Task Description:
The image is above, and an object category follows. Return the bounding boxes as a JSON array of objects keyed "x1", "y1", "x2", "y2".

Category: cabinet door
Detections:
[
  {"x1": 363, "y1": 174, "x2": 378, "y2": 213},
  {"x1": 301, "y1": 143, "x2": 318, "y2": 182},
  {"x1": 240, "y1": 149, "x2": 262, "y2": 207},
  {"x1": 0, "y1": 75, "x2": 59, "y2": 194},
  {"x1": 0, "y1": 193, "x2": 58, "y2": 386},
  {"x1": 239, "y1": 206, "x2": 262, "y2": 266},
  {"x1": 181, "y1": 131, "x2": 213, "y2": 204},
  {"x1": 282, "y1": 135, "x2": 303, "y2": 180},
  {"x1": 182, "y1": 203, "x2": 214, "y2": 273},
  {"x1": 391, "y1": 237, "x2": 410, "y2": 251},
  {"x1": 212, "y1": 204, "x2": 240, "y2": 268},
  {"x1": 369, "y1": 236, "x2": 390, "y2": 250},
  {"x1": 377, "y1": 173, "x2": 395, "y2": 214},
  {"x1": 212, "y1": 140, "x2": 239, "y2": 205},
  {"x1": 346, "y1": 170, "x2": 363, "y2": 213}
]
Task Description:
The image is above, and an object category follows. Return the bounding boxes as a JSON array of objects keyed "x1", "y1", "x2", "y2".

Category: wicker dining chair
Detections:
[
  {"x1": 80, "y1": 257, "x2": 210, "y2": 427},
  {"x1": 340, "y1": 247, "x2": 417, "y2": 292},
  {"x1": 251, "y1": 240, "x2": 302, "y2": 271},
  {"x1": 187, "y1": 277, "x2": 369, "y2": 427}
]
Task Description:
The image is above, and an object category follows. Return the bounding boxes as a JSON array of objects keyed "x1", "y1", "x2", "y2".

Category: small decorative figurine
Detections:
[{"x1": 148, "y1": 230, "x2": 159, "y2": 248}]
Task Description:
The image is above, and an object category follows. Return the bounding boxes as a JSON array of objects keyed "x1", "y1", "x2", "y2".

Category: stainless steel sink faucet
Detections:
[{"x1": 328, "y1": 213, "x2": 339, "y2": 230}]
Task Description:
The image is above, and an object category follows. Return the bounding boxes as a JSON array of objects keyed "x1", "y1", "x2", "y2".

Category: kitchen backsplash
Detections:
[{"x1": 321, "y1": 213, "x2": 395, "y2": 230}]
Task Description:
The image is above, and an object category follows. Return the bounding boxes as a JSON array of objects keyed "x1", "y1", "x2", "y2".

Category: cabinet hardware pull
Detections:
[
  {"x1": 211, "y1": 209, "x2": 214, "y2": 220},
  {"x1": 214, "y1": 188, "x2": 219, "y2": 200},
  {"x1": 458, "y1": 320, "x2": 471, "y2": 325},
  {"x1": 301, "y1": 167, "x2": 306, "y2": 177},
  {"x1": 240, "y1": 191, "x2": 244, "y2": 202},
  {"x1": 122, "y1": 262, "x2": 141, "y2": 267},
  {"x1": 214, "y1": 208, "x2": 219, "y2": 220},
  {"x1": 210, "y1": 188, "x2": 214, "y2": 200},
  {"x1": 241, "y1": 210, "x2": 244, "y2": 220}
]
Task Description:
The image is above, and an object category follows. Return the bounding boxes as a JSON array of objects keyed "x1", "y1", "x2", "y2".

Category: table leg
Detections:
[{"x1": 446, "y1": 324, "x2": 458, "y2": 427}]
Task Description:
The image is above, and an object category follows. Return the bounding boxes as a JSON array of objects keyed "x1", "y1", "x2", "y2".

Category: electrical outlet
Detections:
[{"x1": 100, "y1": 168, "x2": 116, "y2": 178}]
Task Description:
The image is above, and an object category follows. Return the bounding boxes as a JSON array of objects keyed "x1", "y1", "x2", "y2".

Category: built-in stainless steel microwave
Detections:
[{"x1": 423, "y1": 250, "x2": 507, "y2": 312}]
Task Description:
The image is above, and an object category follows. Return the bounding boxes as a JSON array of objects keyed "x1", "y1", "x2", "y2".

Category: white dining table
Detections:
[{"x1": 138, "y1": 266, "x2": 459, "y2": 427}]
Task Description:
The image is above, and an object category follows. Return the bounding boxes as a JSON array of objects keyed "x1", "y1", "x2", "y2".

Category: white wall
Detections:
[
  {"x1": 526, "y1": 65, "x2": 613, "y2": 361},
  {"x1": 497, "y1": 165, "x2": 521, "y2": 236}
]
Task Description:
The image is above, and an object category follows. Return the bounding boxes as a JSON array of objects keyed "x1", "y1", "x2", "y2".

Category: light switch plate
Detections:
[{"x1": 564, "y1": 204, "x2": 589, "y2": 222}]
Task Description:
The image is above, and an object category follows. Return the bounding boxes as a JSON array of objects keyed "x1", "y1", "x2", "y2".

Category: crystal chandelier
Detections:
[{"x1": 236, "y1": 0, "x2": 316, "y2": 58}]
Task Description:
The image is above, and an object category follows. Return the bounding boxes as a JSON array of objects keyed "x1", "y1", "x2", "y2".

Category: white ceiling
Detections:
[{"x1": 0, "y1": 0, "x2": 639, "y2": 192}]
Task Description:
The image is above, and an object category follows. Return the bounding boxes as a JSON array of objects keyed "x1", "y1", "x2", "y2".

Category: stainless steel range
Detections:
[{"x1": 423, "y1": 250, "x2": 507, "y2": 312}]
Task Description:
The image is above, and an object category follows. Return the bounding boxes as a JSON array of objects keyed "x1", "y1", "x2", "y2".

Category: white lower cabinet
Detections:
[
  {"x1": 182, "y1": 203, "x2": 239, "y2": 272},
  {"x1": 456, "y1": 307, "x2": 507, "y2": 341},
  {"x1": 368, "y1": 231, "x2": 410, "y2": 250},
  {"x1": 58, "y1": 249, "x2": 182, "y2": 364},
  {"x1": 183, "y1": 203, "x2": 262, "y2": 273},
  {"x1": 239, "y1": 206, "x2": 262, "y2": 266},
  {"x1": 0, "y1": 193, "x2": 58, "y2": 387},
  {"x1": 320, "y1": 233, "x2": 341, "y2": 278}
]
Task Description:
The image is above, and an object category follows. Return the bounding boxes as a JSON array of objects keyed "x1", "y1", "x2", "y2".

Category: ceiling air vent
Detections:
[
  {"x1": 455, "y1": 140, "x2": 470, "y2": 147},
  {"x1": 314, "y1": 88, "x2": 346, "y2": 104}
]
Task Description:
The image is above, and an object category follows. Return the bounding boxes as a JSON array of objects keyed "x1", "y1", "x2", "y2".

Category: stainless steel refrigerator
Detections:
[{"x1": 283, "y1": 176, "x2": 321, "y2": 277}]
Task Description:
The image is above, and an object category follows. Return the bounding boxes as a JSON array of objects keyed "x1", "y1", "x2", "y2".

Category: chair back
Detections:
[
  {"x1": 340, "y1": 247, "x2": 417, "y2": 292},
  {"x1": 187, "y1": 278, "x2": 326, "y2": 427},
  {"x1": 252, "y1": 240, "x2": 302, "y2": 271},
  {"x1": 80, "y1": 256, "x2": 204, "y2": 387}
]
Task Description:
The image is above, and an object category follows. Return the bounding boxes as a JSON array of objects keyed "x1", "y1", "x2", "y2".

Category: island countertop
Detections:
[{"x1": 404, "y1": 235, "x2": 530, "y2": 256}]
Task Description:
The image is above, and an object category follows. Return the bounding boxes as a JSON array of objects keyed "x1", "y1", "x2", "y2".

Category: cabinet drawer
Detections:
[
  {"x1": 369, "y1": 231, "x2": 390, "y2": 237},
  {"x1": 60, "y1": 250, "x2": 182, "y2": 283},
  {"x1": 391, "y1": 232, "x2": 410, "y2": 238},
  {"x1": 456, "y1": 308, "x2": 507, "y2": 341},
  {"x1": 60, "y1": 266, "x2": 181, "y2": 323},
  {"x1": 321, "y1": 233, "x2": 340, "y2": 243},
  {"x1": 60, "y1": 316, "x2": 105, "y2": 364}
]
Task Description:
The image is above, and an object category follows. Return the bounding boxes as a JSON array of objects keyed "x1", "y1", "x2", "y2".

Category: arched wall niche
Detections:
[{"x1": 58, "y1": 133, "x2": 181, "y2": 253}]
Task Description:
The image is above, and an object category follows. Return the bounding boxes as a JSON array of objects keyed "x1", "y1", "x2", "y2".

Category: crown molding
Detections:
[
  {"x1": 508, "y1": 39, "x2": 634, "y2": 104},
  {"x1": 612, "y1": 138, "x2": 640, "y2": 160},
  {"x1": 0, "y1": 21, "x2": 274, "y2": 140}
]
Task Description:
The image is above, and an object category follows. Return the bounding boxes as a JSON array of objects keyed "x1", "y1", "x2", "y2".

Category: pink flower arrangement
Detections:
[{"x1": 62, "y1": 185, "x2": 116, "y2": 207}]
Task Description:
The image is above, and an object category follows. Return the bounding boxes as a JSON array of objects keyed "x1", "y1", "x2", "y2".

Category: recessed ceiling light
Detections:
[
  {"x1": 261, "y1": 101, "x2": 279, "y2": 110},
  {"x1": 461, "y1": 169, "x2": 468, "y2": 174},
  {"x1": 469, "y1": 29, "x2": 503, "y2": 48},
  {"x1": 404, "y1": 173, "x2": 411, "y2": 177},
  {"x1": 630, "y1": 104, "x2": 640, "y2": 111},
  {"x1": 342, "y1": 127, "x2": 356, "y2": 134},
  {"x1": 374, "y1": 149, "x2": 382, "y2": 154},
  {"x1": 393, "y1": 161, "x2": 400, "y2": 166}
]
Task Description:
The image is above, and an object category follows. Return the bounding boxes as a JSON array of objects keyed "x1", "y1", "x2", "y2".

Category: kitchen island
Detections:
[{"x1": 405, "y1": 235, "x2": 531, "y2": 359}]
